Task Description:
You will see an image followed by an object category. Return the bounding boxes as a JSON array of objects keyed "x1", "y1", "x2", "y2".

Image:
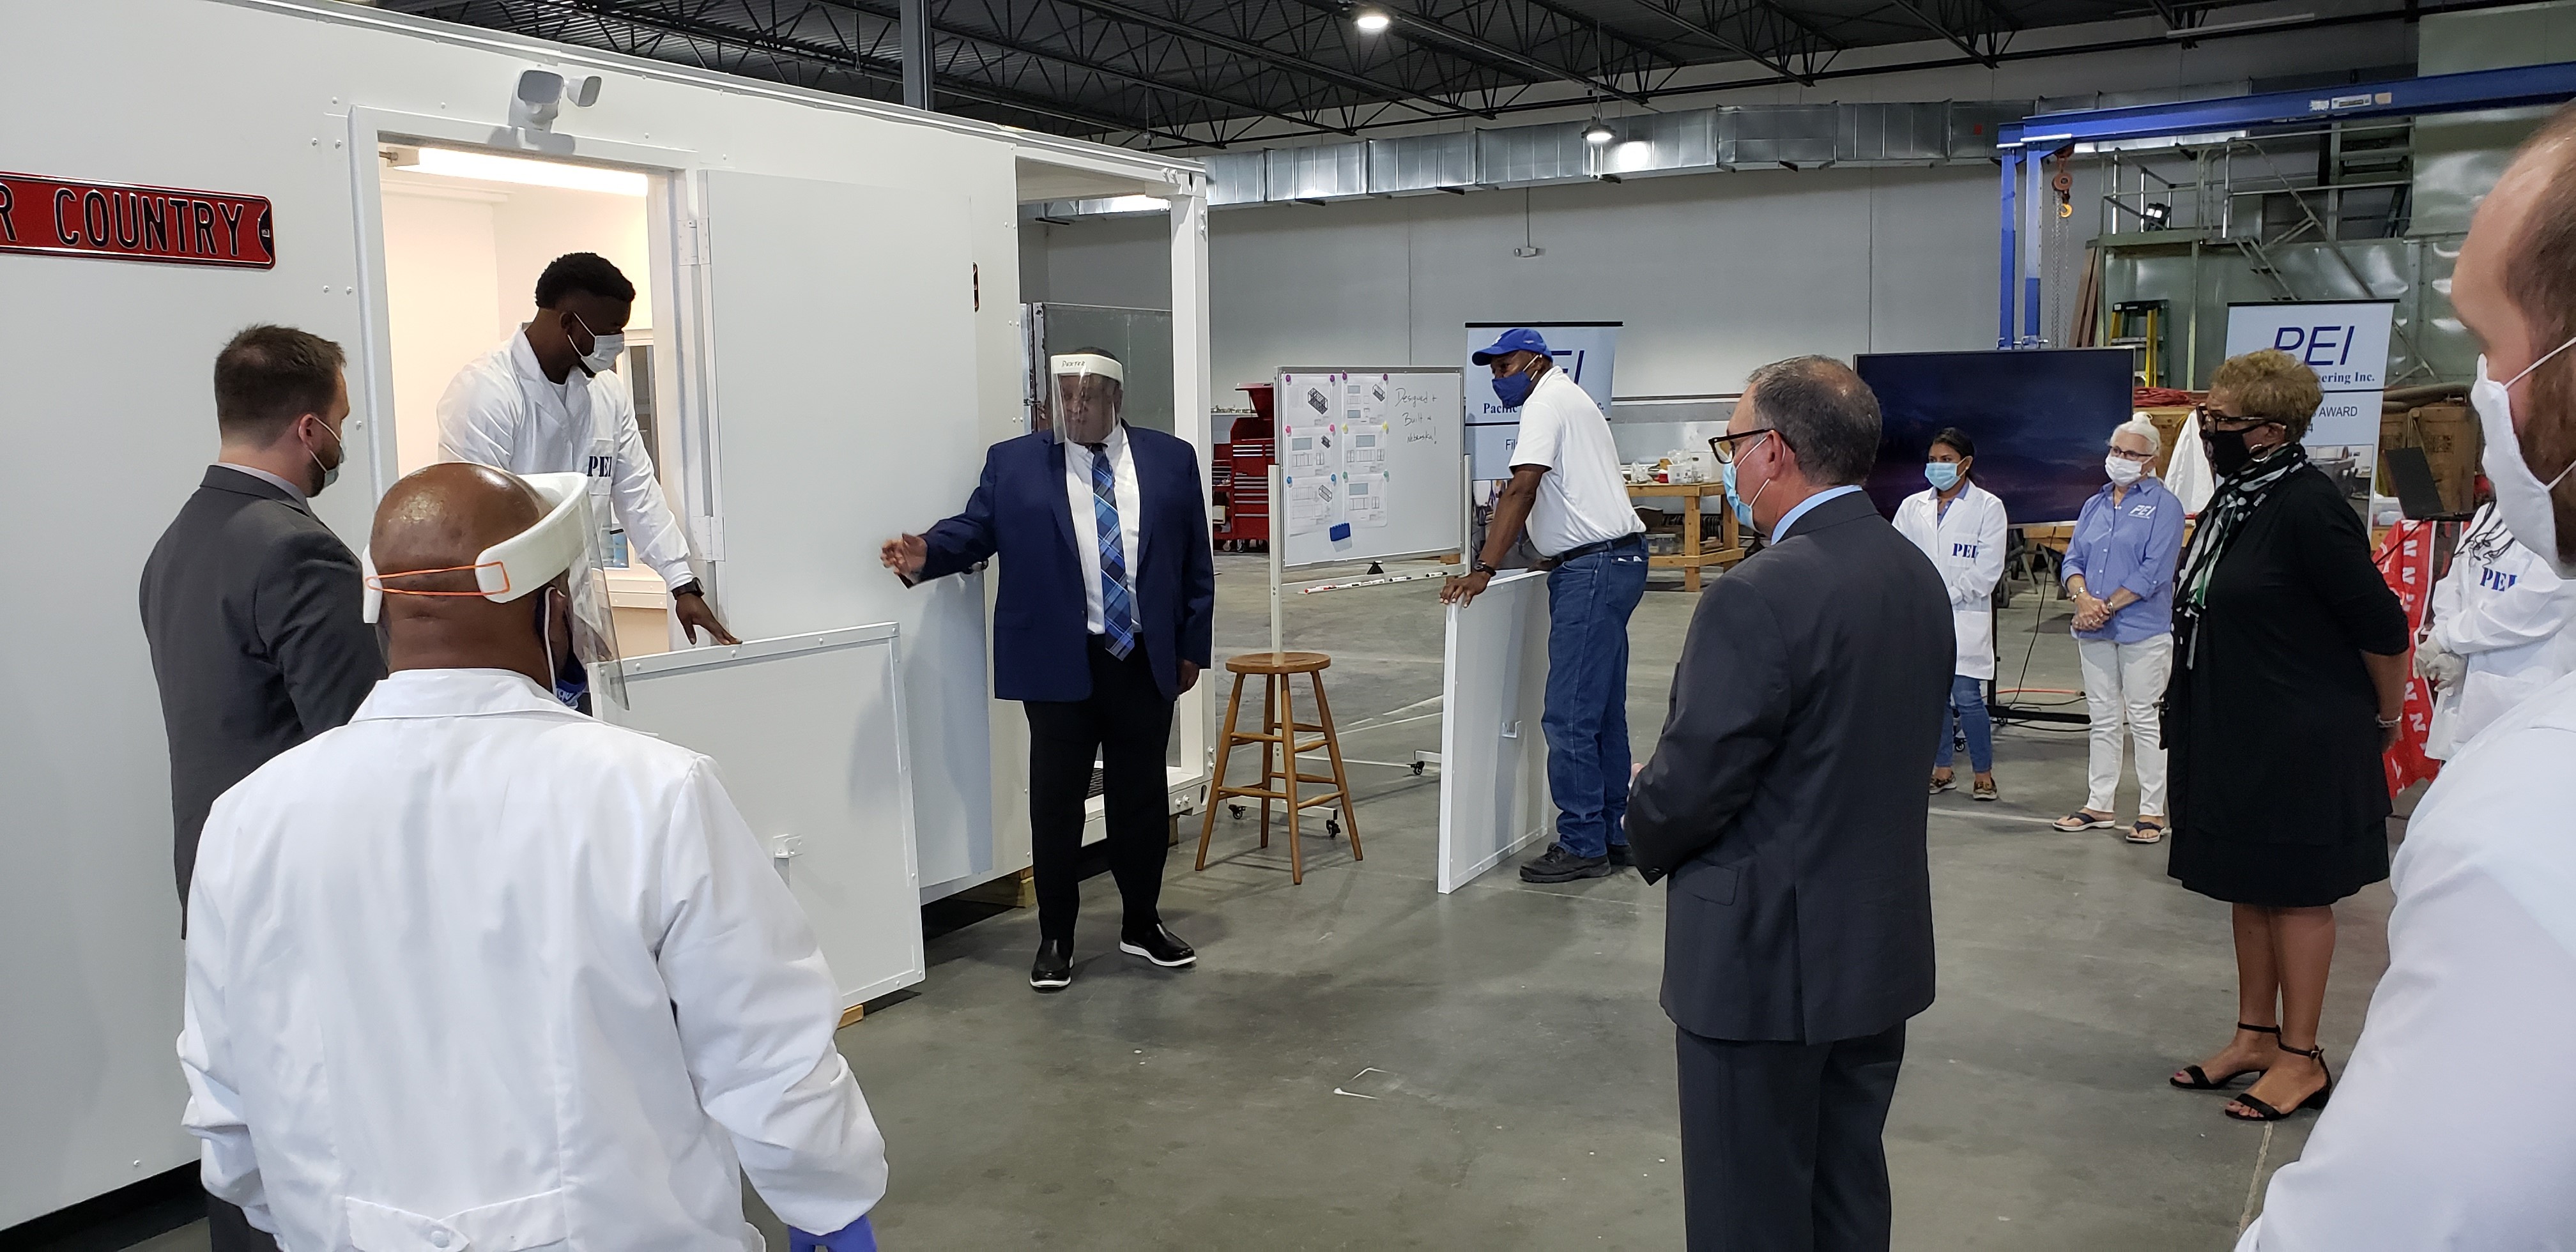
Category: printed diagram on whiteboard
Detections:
[{"x1": 1282, "y1": 370, "x2": 1404, "y2": 550}]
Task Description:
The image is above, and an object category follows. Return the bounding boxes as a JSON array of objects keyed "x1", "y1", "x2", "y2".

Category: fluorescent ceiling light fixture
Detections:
[
  {"x1": 1353, "y1": 8, "x2": 1392, "y2": 32},
  {"x1": 1092, "y1": 194, "x2": 1171, "y2": 214},
  {"x1": 2076, "y1": 130, "x2": 2248, "y2": 154},
  {"x1": 394, "y1": 147, "x2": 648, "y2": 196},
  {"x1": 1584, "y1": 119, "x2": 1616, "y2": 144}
]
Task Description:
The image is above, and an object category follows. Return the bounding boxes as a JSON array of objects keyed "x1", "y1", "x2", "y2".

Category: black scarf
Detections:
[{"x1": 2175, "y1": 441, "x2": 2308, "y2": 666}]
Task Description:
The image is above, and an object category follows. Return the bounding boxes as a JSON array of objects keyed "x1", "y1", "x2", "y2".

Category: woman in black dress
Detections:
[{"x1": 2163, "y1": 349, "x2": 2411, "y2": 1122}]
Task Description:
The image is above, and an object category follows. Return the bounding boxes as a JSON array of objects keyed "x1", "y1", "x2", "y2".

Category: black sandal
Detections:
[
  {"x1": 2170, "y1": 1023, "x2": 2279, "y2": 1090},
  {"x1": 2225, "y1": 1044, "x2": 2334, "y2": 1121}
]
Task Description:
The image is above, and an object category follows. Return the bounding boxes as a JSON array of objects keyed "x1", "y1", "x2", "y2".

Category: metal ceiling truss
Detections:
[
  {"x1": 1627, "y1": 0, "x2": 1846, "y2": 86},
  {"x1": 1880, "y1": 0, "x2": 2020, "y2": 67}
]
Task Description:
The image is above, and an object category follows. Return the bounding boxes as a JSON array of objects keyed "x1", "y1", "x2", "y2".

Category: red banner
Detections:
[
  {"x1": 0, "y1": 172, "x2": 274, "y2": 269},
  {"x1": 2377, "y1": 520, "x2": 2441, "y2": 795}
]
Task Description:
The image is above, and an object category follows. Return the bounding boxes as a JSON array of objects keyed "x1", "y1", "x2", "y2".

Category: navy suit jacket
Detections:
[{"x1": 917, "y1": 427, "x2": 1214, "y2": 703}]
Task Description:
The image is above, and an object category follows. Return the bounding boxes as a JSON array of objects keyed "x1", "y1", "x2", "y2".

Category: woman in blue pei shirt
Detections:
[{"x1": 2051, "y1": 416, "x2": 2187, "y2": 843}]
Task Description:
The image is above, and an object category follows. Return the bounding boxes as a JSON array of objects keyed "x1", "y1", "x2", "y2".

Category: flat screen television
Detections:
[{"x1": 1855, "y1": 348, "x2": 2135, "y2": 526}]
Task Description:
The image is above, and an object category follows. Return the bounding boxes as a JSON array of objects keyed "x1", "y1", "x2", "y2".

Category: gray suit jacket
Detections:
[
  {"x1": 1627, "y1": 489, "x2": 1954, "y2": 1044},
  {"x1": 139, "y1": 467, "x2": 386, "y2": 901}
]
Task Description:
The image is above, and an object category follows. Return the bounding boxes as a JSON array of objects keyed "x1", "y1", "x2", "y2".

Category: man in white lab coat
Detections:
[
  {"x1": 2235, "y1": 105, "x2": 2576, "y2": 1250},
  {"x1": 2414, "y1": 500, "x2": 2576, "y2": 756},
  {"x1": 437, "y1": 250, "x2": 737, "y2": 649},
  {"x1": 180, "y1": 462, "x2": 884, "y2": 1251}
]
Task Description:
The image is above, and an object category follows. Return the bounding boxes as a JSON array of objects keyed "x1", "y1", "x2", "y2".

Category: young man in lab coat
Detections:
[
  {"x1": 180, "y1": 462, "x2": 884, "y2": 1251},
  {"x1": 2234, "y1": 105, "x2": 2576, "y2": 1249},
  {"x1": 2413, "y1": 498, "x2": 2576, "y2": 756},
  {"x1": 436, "y1": 250, "x2": 737, "y2": 649},
  {"x1": 1441, "y1": 327, "x2": 1651, "y2": 882}
]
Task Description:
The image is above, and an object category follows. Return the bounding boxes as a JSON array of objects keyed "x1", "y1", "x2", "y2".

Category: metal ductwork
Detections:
[{"x1": 1035, "y1": 98, "x2": 2054, "y2": 217}]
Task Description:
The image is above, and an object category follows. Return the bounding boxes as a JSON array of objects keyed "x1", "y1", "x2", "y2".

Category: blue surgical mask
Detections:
[
  {"x1": 1925, "y1": 461, "x2": 1961, "y2": 492},
  {"x1": 1492, "y1": 367, "x2": 1536, "y2": 409},
  {"x1": 1722, "y1": 432, "x2": 1771, "y2": 533}
]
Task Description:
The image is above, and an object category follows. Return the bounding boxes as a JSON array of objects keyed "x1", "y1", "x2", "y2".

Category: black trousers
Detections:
[
  {"x1": 209, "y1": 1194, "x2": 280, "y2": 1251},
  {"x1": 1024, "y1": 637, "x2": 1174, "y2": 943},
  {"x1": 1675, "y1": 1021, "x2": 1907, "y2": 1252}
]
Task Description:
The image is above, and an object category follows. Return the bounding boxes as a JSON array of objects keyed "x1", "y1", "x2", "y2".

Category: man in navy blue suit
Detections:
[{"x1": 882, "y1": 349, "x2": 1214, "y2": 991}]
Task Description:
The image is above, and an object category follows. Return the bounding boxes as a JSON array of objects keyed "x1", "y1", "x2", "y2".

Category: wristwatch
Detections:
[
  {"x1": 1471, "y1": 561, "x2": 1498, "y2": 576},
  {"x1": 670, "y1": 579, "x2": 703, "y2": 599}
]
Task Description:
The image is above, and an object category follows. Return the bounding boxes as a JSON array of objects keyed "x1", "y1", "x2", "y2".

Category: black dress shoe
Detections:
[
  {"x1": 1118, "y1": 922, "x2": 1197, "y2": 968},
  {"x1": 1030, "y1": 938, "x2": 1075, "y2": 991},
  {"x1": 1519, "y1": 843, "x2": 1613, "y2": 883},
  {"x1": 1606, "y1": 843, "x2": 1634, "y2": 867}
]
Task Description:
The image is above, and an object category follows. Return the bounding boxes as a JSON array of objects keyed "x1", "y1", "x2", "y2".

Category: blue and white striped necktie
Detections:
[{"x1": 1086, "y1": 443, "x2": 1136, "y2": 659}]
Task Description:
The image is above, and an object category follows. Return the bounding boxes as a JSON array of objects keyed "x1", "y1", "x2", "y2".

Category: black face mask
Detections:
[{"x1": 2202, "y1": 424, "x2": 2269, "y2": 478}]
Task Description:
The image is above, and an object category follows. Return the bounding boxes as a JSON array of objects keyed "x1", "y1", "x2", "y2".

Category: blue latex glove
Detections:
[{"x1": 789, "y1": 1216, "x2": 878, "y2": 1252}]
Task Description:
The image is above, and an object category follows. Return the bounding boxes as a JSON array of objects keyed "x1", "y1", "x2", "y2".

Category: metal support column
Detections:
[
  {"x1": 1998, "y1": 148, "x2": 2018, "y2": 347},
  {"x1": 2023, "y1": 150, "x2": 2045, "y2": 345},
  {"x1": 900, "y1": 0, "x2": 933, "y2": 111}
]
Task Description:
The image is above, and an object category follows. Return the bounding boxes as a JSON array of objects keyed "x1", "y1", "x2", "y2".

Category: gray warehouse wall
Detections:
[{"x1": 1037, "y1": 163, "x2": 2000, "y2": 398}]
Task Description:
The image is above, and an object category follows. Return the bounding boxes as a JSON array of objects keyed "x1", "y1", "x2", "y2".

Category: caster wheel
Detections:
[
  {"x1": 1229, "y1": 804, "x2": 1246, "y2": 820},
  {"x1": 1325, "y1": 817, "x2": 1342, "y2": 837},
  {"x1": 1409, "y1": 762, "x2": 1426, "y2": 776}
]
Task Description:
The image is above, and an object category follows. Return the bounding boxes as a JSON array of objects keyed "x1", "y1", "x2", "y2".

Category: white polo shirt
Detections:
[{"x1": 1509, "y1": 369, "x2": 1644, "y2": 557}]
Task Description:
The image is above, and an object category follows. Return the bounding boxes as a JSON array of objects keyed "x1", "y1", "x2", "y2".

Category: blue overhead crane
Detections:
[{"x1": 1993, "y1": 61, "x2": 2576, "y2": 346}]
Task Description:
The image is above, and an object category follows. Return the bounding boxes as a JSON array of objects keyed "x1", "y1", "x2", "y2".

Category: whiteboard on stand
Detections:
[
  {"x1": 607, "y1": 625, "x2": 926, "y2": 1012},
  {"x1": 1437, "y1": 570, "x2": 1554, "y2": 892},
  {"x1": 1276, "y1": 368, "x2": 1464, "y2": 569}
]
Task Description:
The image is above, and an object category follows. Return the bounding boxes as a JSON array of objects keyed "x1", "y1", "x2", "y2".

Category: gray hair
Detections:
[
  {"x1": 1743, "y1": 356, "x2": 1882, "y2": 485},
  {"x1": 2112, "y1": 415, "x2": 2163, "y2": 454}
]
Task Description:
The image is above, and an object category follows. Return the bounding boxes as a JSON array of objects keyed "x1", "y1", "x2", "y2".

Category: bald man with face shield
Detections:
[
  {"x1": 882, "y1": 348, "x2": 1215, "y2": 993},
  {"x1": 2232, "y1": 105, "x2": 2576, "y2": 1249},
  {"x1": 180, "y1": 463, "x2": 887, "y2": 1251}
]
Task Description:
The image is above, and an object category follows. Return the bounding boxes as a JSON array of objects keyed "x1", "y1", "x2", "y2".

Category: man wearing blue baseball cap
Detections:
[{"x1": 1444, "y1": 328, "x2": 1651, "y2": 882}]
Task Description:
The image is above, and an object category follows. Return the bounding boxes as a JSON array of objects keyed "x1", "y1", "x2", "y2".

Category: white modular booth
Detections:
[{"x1": 0, "y1": 0, "x2": 1213, "y2": 1226}]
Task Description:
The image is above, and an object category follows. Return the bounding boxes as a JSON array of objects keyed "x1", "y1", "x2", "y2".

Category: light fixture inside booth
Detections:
[
  {"x1": 386, "y1": 146, "x2": 648, "y2": 196},
  {"x1": 1353, "y1": 8, "x2": 1392, "y2": 33}
]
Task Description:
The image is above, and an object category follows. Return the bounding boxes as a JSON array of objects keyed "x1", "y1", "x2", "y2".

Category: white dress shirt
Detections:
[
  {"x1": 1063, "y1": 423, "x2": 1142, "y2": 636},
  {"x1": 2234, "y1": 671, "x2": 2576, "y2": 1251},
  {"x1": 1507, "y1": 369, "x2": 1645, "y2": 557},
  {"x1": 435, "y1": 332, "x2": 697, "y2": 588},
  {"x1": 181, "y1": 668, "x2": 887, "y2": 1249}
]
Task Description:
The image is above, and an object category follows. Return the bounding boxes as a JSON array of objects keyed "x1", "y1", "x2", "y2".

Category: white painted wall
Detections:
[{"x1": 1038, "y1": 164, "x2": 1998, "y2": 396}]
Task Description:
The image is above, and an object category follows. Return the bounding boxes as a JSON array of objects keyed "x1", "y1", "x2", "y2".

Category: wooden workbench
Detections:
[{"x1": 1627, "y1": 482, "x2": 1745, "y2": 592}]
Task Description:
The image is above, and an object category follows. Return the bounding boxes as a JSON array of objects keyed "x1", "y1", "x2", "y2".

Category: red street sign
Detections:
[{"x1": 0, "y1": 172, "x2": 275, "y2": 270}]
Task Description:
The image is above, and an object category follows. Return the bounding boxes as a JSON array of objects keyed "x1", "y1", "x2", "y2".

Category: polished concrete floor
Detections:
[{"x1": 116, "y1": 552, "x2": 2400, "y2": 1251}]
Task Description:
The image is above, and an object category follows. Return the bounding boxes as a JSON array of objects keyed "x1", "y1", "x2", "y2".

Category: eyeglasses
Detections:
[
  {"x1": 2109, "y1": 447, "x2": 2156, "y2": 462},
  {"x1": 2191, "y1": 405, "x2": 2277, "y2": 431},
  {"x1": 1707, "y1": 428, "x2": 1776, "y2": 465}
]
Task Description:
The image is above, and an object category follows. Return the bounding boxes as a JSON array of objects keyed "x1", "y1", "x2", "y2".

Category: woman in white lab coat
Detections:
[
  {"x1": 1894, "y1": 427, "x2": 2011, "y2": 800},
  {"x1": 2416, "y1": 501, "x2": 2576, "y2": 757}
]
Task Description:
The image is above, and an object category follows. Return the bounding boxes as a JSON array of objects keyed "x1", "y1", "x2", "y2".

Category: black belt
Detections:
[{"x1": 1543, "y1": 533, "x2": 1646, "y2": 567}]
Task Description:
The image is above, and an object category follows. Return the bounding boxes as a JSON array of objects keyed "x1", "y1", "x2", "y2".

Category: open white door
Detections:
[
  {"x1": 611, "y1": 627, "x2": 923, "y2": 1009},
  {"x1": 678, "y1": 171, "x2": 999, "y2": 895},
  {"x1": 1436, "y1": 570, "x2": 1554, "y2": 892}
]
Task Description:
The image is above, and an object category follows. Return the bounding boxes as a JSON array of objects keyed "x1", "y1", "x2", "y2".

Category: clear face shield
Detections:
[
  {"x1": 1047, "y1": 353, "x2": 1125, "y2": 446},
  {"x1": 361, "y1": 471, "x2": 625, "y2": 711}
]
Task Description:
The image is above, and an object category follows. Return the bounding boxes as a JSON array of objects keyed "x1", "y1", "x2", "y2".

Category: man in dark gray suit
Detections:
[
  {"x1": 1627, "y1": 356, "x2": 1952, "y2": 1251},
  {"x1": 139, "y1": 324, "x2": 385, "y2": 1252}
]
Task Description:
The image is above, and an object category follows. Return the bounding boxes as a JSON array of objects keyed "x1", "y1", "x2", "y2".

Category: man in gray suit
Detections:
[
  {"x1": 139, "y1": 324, "x2": 385, "y2": 1252},
  {"x1": 1627, "y1": 356, "x2": 1952, "y2": 1251}
]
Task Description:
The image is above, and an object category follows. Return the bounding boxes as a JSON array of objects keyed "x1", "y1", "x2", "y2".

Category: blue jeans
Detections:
[
  {"x1": 1542, "y1": 540, "x2": 1650, "y2": 858},
  {"x1": 1935, "y1": 673, "x2": 1994, "y2": 774}
]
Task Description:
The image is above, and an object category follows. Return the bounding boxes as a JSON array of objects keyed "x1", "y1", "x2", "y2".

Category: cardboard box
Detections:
[{"x1": 2377, "y1": 404, "x2": 2480, "y2": 513}]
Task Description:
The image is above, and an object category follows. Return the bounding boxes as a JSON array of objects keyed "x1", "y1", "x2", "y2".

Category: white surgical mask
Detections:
[
  {"x1": 2104, "y1": 454, "x2": 2145, "y2": 486},
  {"x1": 2471, "y1": 342, "x2": 2576, "y2": 576},
  {"x1": 572, "y1": 314, "x2": 625, "y2": 377}
]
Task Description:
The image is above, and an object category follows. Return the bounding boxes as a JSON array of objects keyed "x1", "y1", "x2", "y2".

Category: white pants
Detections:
[{"x1": 2077, "y1": 634, "x2": 2172, "y2": 817}]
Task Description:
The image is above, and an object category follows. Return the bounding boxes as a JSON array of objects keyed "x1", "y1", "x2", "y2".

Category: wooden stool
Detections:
[{"x1": 1196, "y1": 651, "x2": 1363, "y2": 884}]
